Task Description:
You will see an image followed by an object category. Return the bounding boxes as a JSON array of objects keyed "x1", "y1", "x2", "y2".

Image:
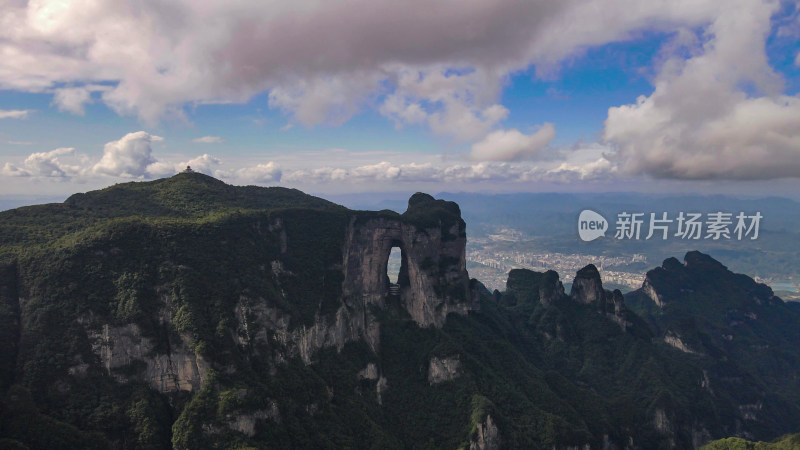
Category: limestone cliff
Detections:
[
  {"x1": 569, "y1": 264, "x2": 605, "y2": 305},
  {"x1": 74, "y1": 191, "x2": 476, "y2": 394},
  {"x1": 569, "y1": 264, "x2": 632, "y2": 330},
  {"x1": 470, "y1": 414, "x2": 500, "y2": 450},
  {"x1": 428, "y1": 355, "x2": 461, "y2": 384},
  {"x1": 88, "y1": 323, "x2": 209, "y2": 393}
]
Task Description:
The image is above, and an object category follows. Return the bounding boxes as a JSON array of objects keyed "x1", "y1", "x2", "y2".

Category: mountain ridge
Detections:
[{"x1": 1, "y1": 175, "x2": 799, "y2": 449}]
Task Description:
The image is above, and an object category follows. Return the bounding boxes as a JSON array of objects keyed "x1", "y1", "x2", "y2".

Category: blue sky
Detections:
[{"x1": 1, "y1": 0, "x2": 799, "y2": 199}]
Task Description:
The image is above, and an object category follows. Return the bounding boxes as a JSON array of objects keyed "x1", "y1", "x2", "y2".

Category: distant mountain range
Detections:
[{"x1": 1, "y1": 174, "x2": 799, "y2": 449}]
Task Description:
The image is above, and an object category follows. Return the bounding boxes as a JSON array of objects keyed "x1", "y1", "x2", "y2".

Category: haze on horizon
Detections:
[{"x1": 0, "y1": 0, "x2": 799, "y2": 199}]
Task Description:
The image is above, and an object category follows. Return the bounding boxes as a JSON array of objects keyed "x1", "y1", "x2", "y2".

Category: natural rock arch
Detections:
[{"x1": 341, "y1": 193, "x2": 476, "y2": 327}]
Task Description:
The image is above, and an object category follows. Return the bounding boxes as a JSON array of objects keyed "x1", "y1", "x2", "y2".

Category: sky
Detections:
[{"x1": 1, "y1": 0, "x2": 799, "y2": 200}]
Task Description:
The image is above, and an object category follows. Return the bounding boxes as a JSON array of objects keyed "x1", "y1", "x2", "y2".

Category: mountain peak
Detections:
[{"x1": 683, "y1": 250, "x2": 728, "y2": 272}]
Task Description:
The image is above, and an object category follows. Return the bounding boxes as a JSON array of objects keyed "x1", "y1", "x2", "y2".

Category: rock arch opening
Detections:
[
  {"x1": 385, "y1": 241, "x2": 409, "y2": 297},
  {"x1": 387, "y1": 246, "x2": 401, "y2": 285}
]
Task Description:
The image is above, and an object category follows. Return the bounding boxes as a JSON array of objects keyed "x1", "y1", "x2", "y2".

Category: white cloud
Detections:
[
  {"x1": 278, "y1": 145, "x2": 616, "y2": 185},
  {"x1": 380, "y1": 68, "x2": 511, "y2": 140},
  {"x1": 0, "y1": 0, "x2": 754, "y2": 142},
  {"x1": 268, "y1": 73, "x2": 384, "y2": 127},
  {"x1": 379, "y1": 94, "x2": 427, "y2": 129},
  {"x1": 192, "y1": 136, "x2": 225, "y2": 144},
  {"x1": 470, "y1": 124, "x2": 556, "y2": 161},
  {"x1": 93, "y1": 131, "x2": 163, "y2": 178},
  {"x1": 235, "y1": 162, "x2": 282, "y2": 183},
  {"x1": 1, "y1": 147, "x2": 82, "y2": 178},
  {"x1": 604, "y1": 0, "x2": 800, "y2": 180},
  {"x1": 0, "y1": 109, "x2": 34, "y2": 119},
  {"x1": 182, "y1": 154, "x2": 221, "y2": 175},
  {"x1": 51, "y1": 85, "x2": 109, "y2": 115}
]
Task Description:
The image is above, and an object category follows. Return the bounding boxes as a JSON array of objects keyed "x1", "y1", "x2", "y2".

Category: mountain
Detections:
[
  {"x1": 701, "y1": 433, "x2": 800, "y2": 449},
  {"x1": 1, "y1": 173, "x2": 799, "y2": 449}
]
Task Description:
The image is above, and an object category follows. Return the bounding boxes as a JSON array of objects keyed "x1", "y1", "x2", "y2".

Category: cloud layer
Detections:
[
  {"x1": 0, "y1": 2, "x2": 733, "y2": 126},
  {"x1": 604, "y1": 0, "x2": 800, "y2": 180},
  {"x1": 0, "y1": 0, "x2": 797, "y2": 181},
  {"x1": 1, "y1": 131, "x2": 613, "y2": 188},
  {"x1": 0, "y1": 109, "x2": 34, "y2": 119}
]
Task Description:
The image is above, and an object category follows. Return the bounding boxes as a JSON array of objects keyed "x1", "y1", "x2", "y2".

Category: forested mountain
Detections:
[{"x1": 1, "y1": 173, "x2": 798, "y2": 449}]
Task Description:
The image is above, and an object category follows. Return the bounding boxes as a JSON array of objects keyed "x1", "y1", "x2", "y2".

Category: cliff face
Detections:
[
  {"x1": 5, "y1": 176, "x2": 800, "y2": 449},
  {"x1": 570, "y1": 264, "x2": 605, "y2": 305},
  {"x1": 341, "y1": 193, "x2": 475, "y2": 328},
  {"x1": 2, "y1": 181, "x2": 476, "y2": 402},
  {"x1": 568, "y1": 264, "x2": 633, "y2": 330}
]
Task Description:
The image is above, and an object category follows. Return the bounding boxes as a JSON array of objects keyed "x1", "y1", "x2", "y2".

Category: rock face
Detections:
[
  {"x1": 236, "y1": 193, "x2": 474, "y2": 366},
  {"x1": 342, "y1": 193, "x2": 475, "y2": 328},
  {"x1": 68, "y1": 192, "x2": 475, "y2": 398},
  {"x1": 663, "y1": 331, "x2": 700, "y2": 354},
  {"x1": 639, "y1": 251, "x2": 782, "y2": 310},
  {"x1": 428, "y1": 355, "x2": 461, "y2": 384},
  {"x1": 570, "y1": 264, "x2": 605, "y2": 305},
  {"x1": 226, "y1": 400, "x2": 280, "y2": 437},
  {"x1": 568, "y1": 265, "x2": 632, "y2": 330},
  {"x1": 504, "y1": 268, "x2": 565, "y2": 307},
  {"x1": 90, "y1": 323, "x2": 209, "y2": 393},
  {"x1": 342, "y1": 193, "x2": 476, "y2": 327},
  {"x1": 470, "y1": 414, "x2": 500, "y2": 450},
  {"x1": 539, "y1": 270, "x2": 566, "y2": 306}
]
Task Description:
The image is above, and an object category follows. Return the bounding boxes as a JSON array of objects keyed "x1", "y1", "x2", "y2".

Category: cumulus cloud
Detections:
[
  {"x1": 278, "y1": 145, "x2": 615, "y2": 185},
  {"x1": 604, "y1": 0, "x2": 800, "y2": 180},
  {"x1": 268, "y1": 73, "x2": 383, "y2": 126},
  {"x1": 92, "y1": 131, "x2": 163, "y2": 178},
  {"x1": 182, "y1": 154, "x2": 221, "y2": 175},
  {"x1": 0, "y1": 109, "x2": 34, "y2": 119},
  {"x1": 235, "y1": 162, "x2": 282, "y2": 183},
  {"x1": 0, "y1": 0, "x2": 743, "y2": 139},
  {"x1": 1, "y1": 147, "x2": 82, "y2": 178},
  {"x1": 51, "y1": 85, "x2": 110, "y2": 115},
  {"x1": 470, "y1": 124, "x2": 556, "y2": 161},
  {"x1": 192, "y1": 136, "x2": 225, "y2": 144}
]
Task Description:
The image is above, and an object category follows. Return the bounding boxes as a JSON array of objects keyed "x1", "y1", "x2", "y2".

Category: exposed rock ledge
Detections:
[
  {"x1": 664, "y1": 331, "x2": 701, "y2": 355},
  {"x1": 470, "y1": 414, "x2": 500, "y2": 450},
  {"x1": 89, "y1": 323, "x2": 209, "y2": 393},
  {"x1": 428, "y1": 355, "x2": 461, "y2": 385}
]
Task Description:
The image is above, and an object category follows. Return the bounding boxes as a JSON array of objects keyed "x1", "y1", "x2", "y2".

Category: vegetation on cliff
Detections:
[{"x1": 1, "y1": 174, "x2": 799, "y2": 449}]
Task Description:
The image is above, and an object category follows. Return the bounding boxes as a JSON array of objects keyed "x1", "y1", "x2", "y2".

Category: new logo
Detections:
[{"x1": 578, "y1": 210, "x2": 608, "y2": 242}]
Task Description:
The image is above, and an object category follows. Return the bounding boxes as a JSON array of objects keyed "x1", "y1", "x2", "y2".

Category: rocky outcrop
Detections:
[
  {"x1": 357, "y1": 362, "x2": 380, "y2": 381},
  {"x1": 653, "y1": 408, "x2": 676, "y2": 447},
  {"x1": 376, "y1": 376, "x2": 388, "y2": 405},
  {"x1": 505, "y1": 269, "x2": 565, "y2": 307},
  {"x1": 539, "y1": 270, "x2": 566, "y2": 306},
  {"x1": 428, "y1": 355, "x2": 461, "y2": 385},
  {"x1": 342, "y1": 193, "x2": 476, "y2": 328},
  {"x1": 607, "y1": 289, "x2": 632, "y2": 330},
  {"x1": 355, "y1": 362, "x2": 387, "y2": 404},
  {"x1": 569, "y1": 265, "x2": 632, "y2": 330},
  {"x1": 226, "y1": 400, "x2": 280, "y2": 437},
  {"x1": 89, "y1": 323, "x2": 209, "y2": 393},
  {"x1": 663, "y1": 331, "x2": 700, "y2": 354},
  {"x1": 570, "y1": 264, "x2": 605, "y2": 305},
  {"x1": 642, "y1": 277, "x2": 665, "y2": 308},
  {"x1": 234, "y1": 295, "x2": 380, "y2": 365},
  {"x1": 226, "y1": 192, "x2": 475, "y2": 367},
  {"x1": 470, "y1": 414, "x2": 500, "y2": 450}
]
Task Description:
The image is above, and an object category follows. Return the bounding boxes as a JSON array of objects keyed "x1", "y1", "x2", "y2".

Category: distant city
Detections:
[
  {"x1": 466, "y1": 249, "x2": 646, "y2": 292},
  {"x1": 386, "y1": 224, "x2": 800, "y2": 299}
]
